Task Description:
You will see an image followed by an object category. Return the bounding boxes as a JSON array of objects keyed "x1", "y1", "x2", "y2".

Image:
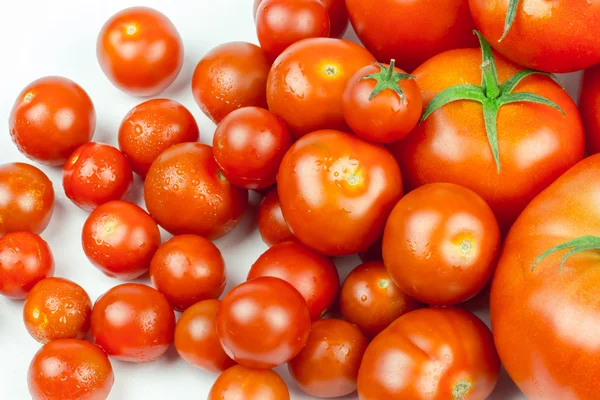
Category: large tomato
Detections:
[{"x1": 580, "y1": 64, "x2": 600, "y2": 155}]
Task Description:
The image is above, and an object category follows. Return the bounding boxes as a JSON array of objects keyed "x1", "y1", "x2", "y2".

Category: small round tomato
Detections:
[
  {"x1": 23, "y1": 277, "x2": 92, "y2": 344},
  {"x1": 28, "y1": 339, "x2": 114, "y2": 400},
  {"x1": 339, "y1": 261, "x2": 420, "y2": 338},
  {"x1": 267, "y1": 38, "x2": 376, "y2": 138},
  {"x1": 277, "y1": 130, "x2": 403, "y2": 256},
  {"x1": 580, "y1": 65, "x2": 600, "y2": 155},
  {"x1": 118, "y1": 98, "x2": 199, "y2": 177},
  {"x1": 216, "y1": 276, "x2": 311, "y2": 369},
  {"x1": 357, "y1": 237, "x2": 382, "y2": 262},
  {"x1": 150, "y1": 235, "x2": 226, "y2": 311},
  {"x1": 0, "y1": 163, "x2": 55, "y2": 236},
  {"x1": 257, "y1": 188, "x2": 294, "y2": 246},
  {"x1": 82, "y1": 200, "x2": 160, "y2": 280},
  {"x1": 213, "y1": 107, "x2": 292, "y2": 190},
  {"x1": 192, "y1": 42, "x2": 270, "y2": 124},
  {"x1": 144, "y1": 143, "x2": 248, "y2": 239},
  {"x1": 0, "y1": 232, "x2": 54, "y2": 299},
  {"x1": 91, "y1": 283, "x2": 175, "y2": 363},
  {"x1": 97, "y1": 7, "x2": 183, "y2": 96},
  {"x1": 208, "y1": 365, "x2": 290, "y2": 400},
  {"x1": 357, "y1": 308, "x2": 500, "y2": 400}
]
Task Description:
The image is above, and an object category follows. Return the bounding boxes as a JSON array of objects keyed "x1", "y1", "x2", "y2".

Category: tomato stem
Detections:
[
  {"x1": 452, "y1": 380, "x2": 471, "y2": 400},
  {"x1": 532, "y1": 236, "x2": 600, "y2": 272},
  {"x1": 500, "y1": 0, "x2": 520, "y2": 42},
  {"x1": 360, "y1": 61, "x2": 415, "y2": 102}
]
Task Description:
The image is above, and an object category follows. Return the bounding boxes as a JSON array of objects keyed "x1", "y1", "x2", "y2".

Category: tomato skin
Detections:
[
  {"x1": 9, "y1": 76, "x2": 95, "y2": 166},
  {"x1": 208, "y1": 365, "x2": 290, "y2": 400},
  {"x1": 357, "y1": 237, "x2": 382, "y2": 262},
  {"x1": 278, "y1": 130, "x2": 403, "y2": 256},
  {"x1": 97, "y1": 7, "x2": 183, "y2": 96},
  {"x1": 580, "y1": 65, "x2": 600, "y2": 155},
  {"x1": 257, "y1": 188, "x2": 294, "y2": 247}
]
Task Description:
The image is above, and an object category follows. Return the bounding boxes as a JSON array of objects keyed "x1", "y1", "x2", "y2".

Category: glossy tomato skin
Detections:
[
  {"x1": 257, "y1": 188, "x2": 294, "y2": 246},
  {"x1": 28, "y1": 339, "x2": 114, "y2": 400},
  {"x1": 247, "y1": 241, "x2": 339, "y2": 320},
  {"x1": 82, "y1": 200, "x2": 161, "y2": 280},
  {"x1": 580, "y1": 65, "x2": 600, "y2": 155},
  {"x1": 278, "y1": 130, "x2": 403, "y2": 256},
  {"x1": 208, "y1": 365, "x2": 290, "y2": 400},
  {"x1": 216, "y1": 276, "x2": 311, "y2": 369},
  {"x1": 118, "y1": 98, "x2": 199, "y2": 177},
  {"x1": 97, "y1": 7, "x2": 183, "y2": 96},
  {"x1": 357, "y1": 307, "x2": 500, "y2": 400},
  {"x1": 144, "y1": 143, "x2": 248, "y2": 239},
  {"x1": 267, "y1": 38, "x2": 376, "y2": 138},
  {"x1": 213, "y1": 107, "x2": 292, "y2": 190}
]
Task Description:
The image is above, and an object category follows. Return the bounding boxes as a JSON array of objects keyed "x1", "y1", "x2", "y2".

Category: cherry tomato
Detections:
[
  {"x1": 580, "y1": 65, "x2": 600, "y2": 155},
  {"x1": 216, "y1": 276, "x2": 311, "y2": 369},
  {"x1": 144, "y1": 143, "x2": 248, "y2": 239},
  {"x1": 208, "y1": 365, "x2": 290, "y2": 400},
  {"x1": 82, "y1": 200, "x2": 160, "y2": 280},
  {"x1": 97, "y1": 7, "x2": 183, "y2": 96},
  {"x1": 357, "y1": 308, "x2": 500, "y2": 400},
  {"x1": 0, "y1": 232, "x2": 54, "y2": 299},
  {"x1": 91, "y1": 283, "x2": 175, "y2": 363},
  {"x1": 357, "y1": 237, "x2": 382, "y2": 262},
  {"x1": 28, "y1": 339, "x2": 114, "y2": 400},
  {"x1": 118, "y1": 98, "x2": 199, "y2": 177},
  {"x1": 213, "y1": 107, "x2": 292, "y2": 190},
  {"x1": 23, "y1": 277, "x2": 91, "y2": 344},
  {"x1": 257, "y1": 188, "x2": 294, "y2": 247},
  {"x1": 192, "y1": 42, "x2": 270, "y2": 124}
]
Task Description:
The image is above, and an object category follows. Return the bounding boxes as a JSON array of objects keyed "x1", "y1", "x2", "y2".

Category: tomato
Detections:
[
  {"x1": 192, "y1": 42, "x2": 270, "y2": 124},
  {"x1": 357, "y1": 237, "x2": 382, "y2": 262},
  {"x1": 91, "y1": 283, "x2": 175, "y2": 363},
  {"x1": 580, "y1": 65, "x2": 600, "y2": 155},
  {"x1": 278, "y1": 130, "x2": 403, "y2": 256},
  {"x1": 97, "y1": 7, "x2": 183, "y2": 96},
  {"x1": 339, "y1": 261, "x2": 420, "y2": 338},
  {"x1": 82, "y1": 200, "x2": 160, "y2": 280},
  {"x1": 357, "y1": 307, "x2": 500, "y2": 399},
  {"x1": 9, "y1": 76, "x2": 95, "y2": 166},
  {"x1": 118, "y1": 98, "x2": 199, "y2": 177},
  {"x1": 247, "y1": 241, "x2": 339, "y2": 319},
  {"x1": 144, "y1": 143, "x2": 248, "y2": 239},
  {"x1": 257, "y1": 188, "x2": 294, "y2": 247},
  {"x1": 267, "y1": 38, "x2": 376, "y2": 138},
  {"x1": 216, "y1": 276, "x2": 311, "y2": 369},
  {"x1": 28, "y1": 339, "x2": 114, "y2": 400},
  {"x1": 150, "y1": 235, "x2": 226, "y2": 311},
  {"x1": 23, "y1": 277, "x2": 91, "y2": 344},
  {"x1": 0, "y1": 232, "x2": 54, "y2": 299},
  {"x1": 208, "y1": 365, "x2": 290, "y2": 400},
  {"x1": 0, "y1": 163, "x2": 55, "y2": 236}
]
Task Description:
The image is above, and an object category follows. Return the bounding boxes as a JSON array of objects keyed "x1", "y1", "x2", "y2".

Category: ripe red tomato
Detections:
[
  {"x1": 9, "y1": 76, "x2": 95, "y2": 166},
  {"x1": 97, "y1": 7, "x2": 183, "y2": 96},
  {"x1": 0, "y1": 232, "x2": 54, "y2": 299},
  {"x1": 0, "y1": 163, "x2": 55, "y2": 236},
  {"x1": 289, "y1": 319, "x2": 368, "y2": 398},
  {"x1": 216, "y1": 276, "x2": 311, "y2": 369},
  {"x1": 278, "y1": 130, "x2": 403, "y2": 256},
  {"x1": 208, "y1": 365, "x2": 290, "y2": 400},
  {"x1": 267, "y1": 38, "x2": 376, "y2": 138},
  {"x1": 213, "y1": 107, "x2": 292, "y2": 190},
  {"x1": 91, "y1": 283, "x2": 175, "y2": 363},
  {"x1": 192, "y1": 42, "x2": 270, "y2": 124},
  {"x1": 257, "y1": 188, "x2": 294, "y2": 247},
  {"x1": 28, "y1": 339, "x2": 114, "y2": 400},
  {"x1": 23, "y1": 277, "x2": 91, "y2": 344},
  {"x1": 580, "y1": 65, "x2": 600, "y2": 155},
  {"x1": 144, "y1": 143, "x2": 248, "y2": 239},
  {"x1": 118, "y1": 98, "x2": 199, "y2": 177},
  {"x1": 247, "y1": 241, "x2": 339, "y2": 319},
  {"x1": 82, "y1": 200, "x2": 160, "y2": 280},
  {"x1": 357, "y1": 308, "x2": 500, "y2": 399}
]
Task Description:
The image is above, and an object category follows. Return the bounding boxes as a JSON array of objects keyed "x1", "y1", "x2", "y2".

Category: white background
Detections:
[{"x1": 0, "y1": 1, "x2": 582, "y2": 398}]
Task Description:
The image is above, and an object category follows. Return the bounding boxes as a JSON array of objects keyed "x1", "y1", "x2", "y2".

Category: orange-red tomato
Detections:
[
  {"x1": 208, "y1": 365, "x2": 290, "y2": 400},
  {"x1": 580, "y1": 65, "x2": 600, "y2": 155},
  {"x1": 257, "y1": 188, "x2": 294, "y2": 247}
]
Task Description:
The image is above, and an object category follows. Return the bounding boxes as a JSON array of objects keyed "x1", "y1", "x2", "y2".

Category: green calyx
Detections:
[
  {"x1": 532, "y1": 236, "x2": 600, "y2": 272},
  {"x1": 452, "y1": 380, "x2": 472, "y2": 400},
  {"x1": 500, "y1": 0, "x2": 519, "y2": 41},
  {"x1": 421, "y1": 30, "x2": 564, "y2": 173},
  {"x1": 360, "y1": 59, "x2": 415, "y2": 102}
]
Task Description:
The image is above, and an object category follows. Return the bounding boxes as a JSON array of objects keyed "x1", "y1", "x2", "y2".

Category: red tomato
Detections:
[
  {"x1": 9, "y1": 76, "x2": 95, "y2": 166},
  {"x1": 213, "y1": 107, "x2": 292, "y2": 190},
  {"x1": 91, "y1": 283, "x2": 175, "y2": 363},
  {"x1": 247, "y1": 241, "x2": 339, "y2": 319},
  {"x1": 267, "y1": 38, "x2": 376, "y2": 138},
  {"x1": 97, "y1": 7, "x2": 183, "y2": 96},
  {"x1": 63, "y1": 143, "x2": 133, "y2": 211},
  {"x1": 257, "y1": 188, "x2": 294, "y2": 247},
  {"x1": 23, "y1": 277, "x2": 92, "y2": 344},
  {"x1": 357, "y1": 308, "x2": 500, "y2": 399},
  {"x1": 192, "y1": 42, "x2": 270, "y2": 124},
  {"x1": 0, "y1": 232, "x2": 54, "y2": 299},
  {"x1": 28, "y1": 339, "x2": 114, "y2": 400},
  {"x1": 208, "y1": 365, "x2": 290, "y2": 400},
  {"x1": 118, "y1": 98, "x2": 199, "y2": 177},
  {"x1": 277, "y1": 130, "x2": 403, "y2": 256},
  {"x1": 0, "y1": 163, "x2": 55, "y2": 236},
  {"x1": 289, "y1": 319, "x2": 368, "y2": 398},
  {"x1": 82, "y1": 200, "x2": 160, "y2": 280},
  {"x1": 216, "y1": 276, "x2": 311, "y2": 369},
  {"x1": 144, "y1": 143, "x2": 248, "y2": 239},
  {"x1": 580, "y1": 65, "x2": 600, "y2": 155}
]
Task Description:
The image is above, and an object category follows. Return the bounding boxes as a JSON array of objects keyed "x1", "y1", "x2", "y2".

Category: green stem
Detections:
[
  {"x1": 361, "y1": 61, "x2": 415, "y2": 102},
  {"x1": 532, "y1": 236, "x2": 600, "y2": 272},
  {"x1": 500, "y1": 0, "x2": 520, "y2": 42},
  {"x1": 388, "y1": 59, "x2": 396, "y2": 79},
  {"x1": 481, "y1": 61, "x2": 500, "y2": 99}
]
